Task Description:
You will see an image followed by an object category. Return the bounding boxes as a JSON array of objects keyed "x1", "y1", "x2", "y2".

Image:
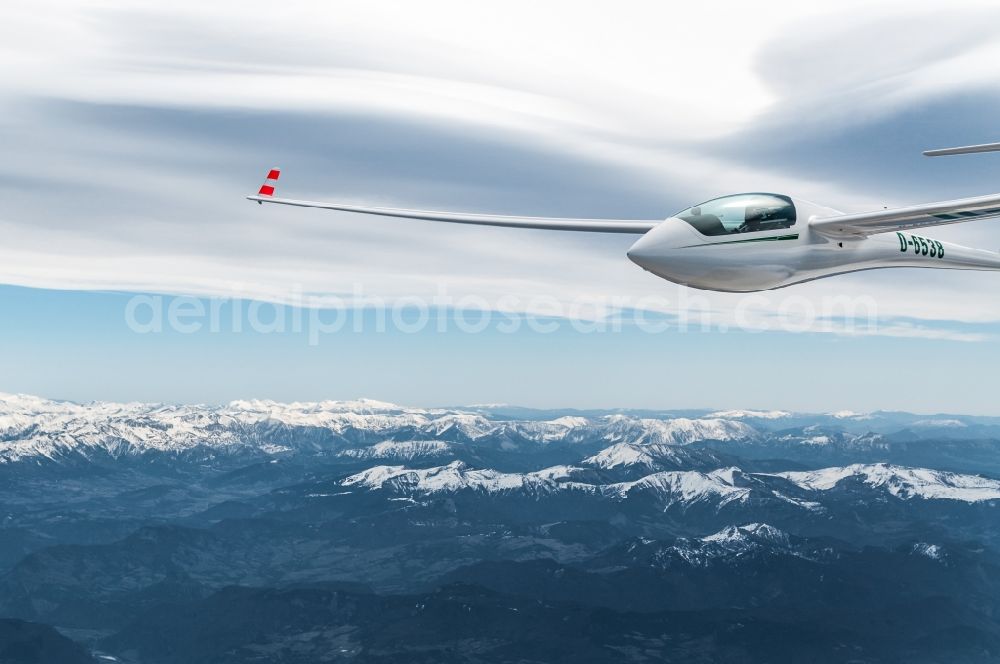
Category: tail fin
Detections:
[{"x1": 257, "y1": 168, "x2": 281, "y2": 198}]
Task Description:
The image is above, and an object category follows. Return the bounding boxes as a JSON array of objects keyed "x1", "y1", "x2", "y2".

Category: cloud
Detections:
[
  {"x1": 754, "y1": 9, "x2": 1000, "y2": 117},
  {"x1": 2, "y1": 0, "x2": 1000, "y2": 341}
]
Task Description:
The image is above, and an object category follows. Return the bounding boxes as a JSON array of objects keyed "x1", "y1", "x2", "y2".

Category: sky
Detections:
[{"x1": 2, "y1": 0, "x2": 1000, "y2": 412}]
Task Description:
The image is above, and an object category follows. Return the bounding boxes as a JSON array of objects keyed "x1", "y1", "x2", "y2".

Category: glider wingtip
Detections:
[{"x1": 256, "y1": 167, "x2": 281, "y2": 197}]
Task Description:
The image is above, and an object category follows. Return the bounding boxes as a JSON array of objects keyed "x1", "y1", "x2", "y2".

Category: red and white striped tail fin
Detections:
[{"x1": 257, "y1": 168, "x2": 281, "y2": 197}]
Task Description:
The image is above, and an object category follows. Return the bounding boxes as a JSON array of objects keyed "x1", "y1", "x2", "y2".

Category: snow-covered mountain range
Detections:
[
  {"x1": 340, "y1": 460, "x2": 1000, "y2": 506},
  {"x1": 0, "y1": 393, "x2": 762, "y2": 463},
  {"x1": 3, "y1": 394, "x2": 1000, "y2": 662},
  {"x1": 5, "y1": 392, "x2": 1000, "y2": 466},
  {"x1": 3, "y1": 393, "x2": 1000, "y2": 510}
]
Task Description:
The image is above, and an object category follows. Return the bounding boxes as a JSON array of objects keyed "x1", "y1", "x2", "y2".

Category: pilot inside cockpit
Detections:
[{"x1": 676, "y1": 194, "x2": 796, "y2": 237}]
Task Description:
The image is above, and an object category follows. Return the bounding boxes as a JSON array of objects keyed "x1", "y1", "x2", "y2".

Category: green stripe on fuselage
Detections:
[{"x1": 681, "y1": 233, "x2": 799, "y2": 248}]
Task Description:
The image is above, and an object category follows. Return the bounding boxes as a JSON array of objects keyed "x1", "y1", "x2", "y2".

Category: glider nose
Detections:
[{"x1": 626, "y1": 231, "x2": 658, "y2": 271}]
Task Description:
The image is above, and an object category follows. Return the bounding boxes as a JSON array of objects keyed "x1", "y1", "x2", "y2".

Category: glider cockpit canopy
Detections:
[{"x1": 676, "y1": 193, "x2": 797, "y2": 236}]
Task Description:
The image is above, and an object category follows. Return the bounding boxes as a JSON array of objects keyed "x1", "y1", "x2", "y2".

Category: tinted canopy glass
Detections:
[{"x1": 676, "y1": 194, "x2": 796, "y2": 236}]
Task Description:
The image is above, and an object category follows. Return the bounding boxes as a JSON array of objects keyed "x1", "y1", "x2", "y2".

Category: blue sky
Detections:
[
  {"x1": 1, "y1": 284, "x2": 995, "y2": 413},
  {"x1": 2, "y1": 1, "x2": 1000, "y2": 411}
]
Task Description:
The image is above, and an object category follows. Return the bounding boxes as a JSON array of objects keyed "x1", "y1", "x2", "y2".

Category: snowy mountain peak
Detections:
[
  {"x1": 707, "y1": 409, "x2": 791, "y2": 420},
  {"x1": 911, "y1": 542, "x2": 945, "y2": 561},
  {"x1": 619, "y1": 523, "x2": 799, "y2": 570},
  {"x1": 546, "y1": 416, "x2": 589, "y2": 428},
  {"x1": 583, "y1": 443, "x2": 657, "y2": 469},
  {"x1": 702, "y1": 523, "x2": 789, "y2": 547},
  {"x1": 600, "y1": 416, "x2": 758, "y2": 446},
  {"x1": 613, "y1": 468, "x2": 752, "y2": 506},
  {"x1": 337, "y1": 440, "x2": 453, "y2": 461},
  {"x1": 340, "y1": 461, "x2": 573, "y2": 495},
  {"x1": 775, "y1": 464, "x2": 1000, "y2": 503},
  {"x1": 226, "y1": 397, "x2": 411, "y2": 416},
  {"x1": 828, "y1": 410, "x2": 872, "y2": 420}
]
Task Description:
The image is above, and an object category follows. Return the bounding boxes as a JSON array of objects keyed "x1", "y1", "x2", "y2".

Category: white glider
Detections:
[{"x1": 248, "y1": 148, "x2": 1000, "y2": 292}]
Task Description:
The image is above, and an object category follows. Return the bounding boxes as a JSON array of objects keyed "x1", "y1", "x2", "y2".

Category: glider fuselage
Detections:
[{"x1": 626, "y1": 197, "x2": 1000, "y2": 292}]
